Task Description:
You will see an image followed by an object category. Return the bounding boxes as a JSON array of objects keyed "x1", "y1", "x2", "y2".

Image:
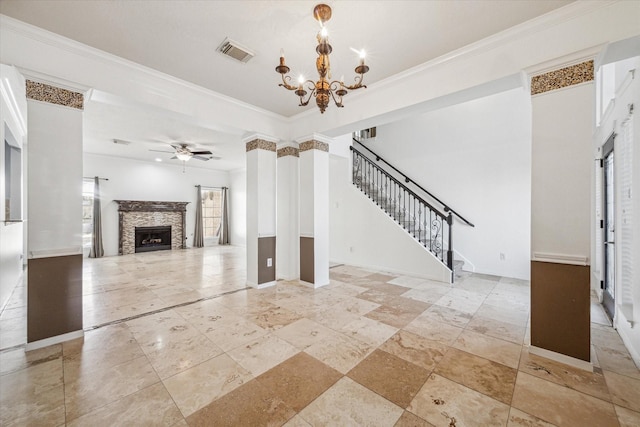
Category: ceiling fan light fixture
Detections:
[{"x1": 176, "y1": 152, "x2": 192, "y2": 161}]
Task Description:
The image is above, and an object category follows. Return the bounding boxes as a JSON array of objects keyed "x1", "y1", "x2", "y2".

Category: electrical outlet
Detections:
[
  {"x1": 267, "y1": 258, "x2": 272, "y2": 267},
  {"x1": 349, "y1": 246, "x2": 354, "y2": 253},
  {"x1": 500, "y1": 253, "x2": 505, "y2": 261}
]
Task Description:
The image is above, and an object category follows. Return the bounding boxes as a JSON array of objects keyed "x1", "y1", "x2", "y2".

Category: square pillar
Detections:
[
  {"x1": 244, "y1": 134, "x2": 277, "y2": 288},
  {"x1": 298, "y1": 135, "x2": 330, "y2": 287},
  {"x1": 26, "y1": 79, "x2": 85, "y2": 349},
  {"x1": 277, "y1": 142, "x2": 299, "y2": 280}
]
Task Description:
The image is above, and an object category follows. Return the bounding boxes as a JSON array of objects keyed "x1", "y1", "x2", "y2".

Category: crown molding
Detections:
[
  {"x1": 0, "y1": 14, "x2": 288, "y2": 122},
  {"x1": 295, "y1": 133, "x2": 333, "y2": 144},
  {"x1": 241, "y1": 133, "x2": 279, "y2": 144}
]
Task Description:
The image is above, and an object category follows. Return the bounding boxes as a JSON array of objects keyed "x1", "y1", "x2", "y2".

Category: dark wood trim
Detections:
[
  {"x1": 531, "y1": 261, "x2": 590, "y2": 361},
  {"x1": 27, "y1": 254, "x2": 83, "y2": 343}
]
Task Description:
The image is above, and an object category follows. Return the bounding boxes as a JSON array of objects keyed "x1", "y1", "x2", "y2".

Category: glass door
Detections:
[{"x1": 603, "y1": 135, "x2": 615, "y2": 320}]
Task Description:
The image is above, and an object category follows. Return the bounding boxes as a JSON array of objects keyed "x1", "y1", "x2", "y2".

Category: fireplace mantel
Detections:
[
  {"x1": 114, "y1": 200, "x2": 189, "y2": 255},
  {"x1": 114, "y1": 200, "x2": 189, "y2": 213}
]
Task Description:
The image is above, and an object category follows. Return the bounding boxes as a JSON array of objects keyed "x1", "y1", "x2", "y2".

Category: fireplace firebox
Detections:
[{"x1": 135, "y1": 226, "x2": 172, "y2": 253}]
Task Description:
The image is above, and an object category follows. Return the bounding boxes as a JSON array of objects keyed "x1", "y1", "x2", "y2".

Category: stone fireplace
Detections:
[{"x1": 115, "y1": 200, "x2": 189, "y2": 255}]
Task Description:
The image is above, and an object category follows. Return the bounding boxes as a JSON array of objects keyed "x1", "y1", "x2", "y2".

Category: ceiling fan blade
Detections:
[
  {"x1": 170, "y1": 156, "x2": 179, "y2": 160},
  {"x1": 193, "y1": 155, "x2": 212, "y2": 161},
  {"x1": 149, "y1": 149, "x2": 175, "y2": 153},
  {"x1": 190, "y1": 150, "x2": 213, "y2": 155}
]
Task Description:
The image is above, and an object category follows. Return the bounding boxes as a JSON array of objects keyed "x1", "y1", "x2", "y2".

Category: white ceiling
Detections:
[{"x1": 0, "y1": 0, "x2": 574, "y2": 170}]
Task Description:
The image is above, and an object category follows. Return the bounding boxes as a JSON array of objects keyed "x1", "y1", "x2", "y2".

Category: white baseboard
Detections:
[
  {"x1": 250, "y1": 280, "x2": 276, "y2": 289},
  {"x1": 329, "y1": 258, "x2": 451, "y2": 284},
  {"x1": 299, "y1": 279, "x2": 329, "y2": 289},
  {"x1": 529, "y1": 345, "x2": 593, "y2": 372},
  {"x1": 25, "y1": 329, "x2": 84, "y2": 352}
]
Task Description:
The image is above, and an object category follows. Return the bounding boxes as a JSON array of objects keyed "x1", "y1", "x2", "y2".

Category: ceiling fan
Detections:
[{"x1": 149, "y1": 142, "x2": 221, "y2": 162}]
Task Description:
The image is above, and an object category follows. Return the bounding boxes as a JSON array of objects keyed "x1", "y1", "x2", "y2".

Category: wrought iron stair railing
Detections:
[
  {"x1": 352, "y1": 138, "x2": 474, "y2": 227},
  {"x1": 350, "y1": 145, "x2": 455, "y2": 275}
]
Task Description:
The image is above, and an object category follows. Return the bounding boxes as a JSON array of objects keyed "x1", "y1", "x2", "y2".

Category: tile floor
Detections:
[{"x1": 1, "y1": 246, "x2": 639, "y2": 426}]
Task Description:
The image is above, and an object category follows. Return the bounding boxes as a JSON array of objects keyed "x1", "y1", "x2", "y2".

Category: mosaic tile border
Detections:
[
  {"x1": 299, "y1": 140, "x2": 329, "y2": 153},
  {"x1": 277, "y1": 146, "x2": 299, "y2": 158},
  {"x1": 246, "y1": 139, "x2": 277, "y2": 152},
  {"x1": 26, "y1": 80, "x2": 84, "y2": 110},
  {"x1": 530, "y1": 60, "x2": 594, "y2": 96}
]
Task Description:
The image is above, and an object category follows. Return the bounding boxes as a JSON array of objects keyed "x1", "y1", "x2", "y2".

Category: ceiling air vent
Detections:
[{"x1": 217, "y1": 38, "x2": 254, "y2": 63}]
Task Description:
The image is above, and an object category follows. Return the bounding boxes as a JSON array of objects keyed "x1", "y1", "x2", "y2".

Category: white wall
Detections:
[
  {"x1": 359, "y1": 88, "x2": 532, "y2": 280},
  {"x1": 229, "y1": 168, "x2": 246, "y2": 247},
  {"x1": 0, "y1": 65, "x2": 27, "y2": 309},
  {"x1": 531, "y1": 84, "x2": 593, "y2": 262},
  {"x1": 330, "y1": 154, "x2": 451, "y2": 282},
  {"x1": 83, "y1": 153, "x2": 229, "y2": 256},
  {"x1": 28, "y1": 101, "x2": 83, "y2": 256}
]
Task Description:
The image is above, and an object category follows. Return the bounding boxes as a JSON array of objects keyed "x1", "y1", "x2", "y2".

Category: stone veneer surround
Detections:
[{"x1": 115, "y1": 200, "x2": 189, "y2": 255}]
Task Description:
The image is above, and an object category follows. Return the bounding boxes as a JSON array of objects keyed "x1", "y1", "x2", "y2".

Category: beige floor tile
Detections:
[
  {"x1": 0, "y1": 344, "x2": 62, "y2": 376},
  {"x1": 304, "y1": 330, "x2": 374, "y2": 374},
  {"x1": 435, "y1": 347, "x2": 517, "y2": 404},
  {"x1": 64, "y1": 354, "x2": 160, "y2": 420},
  {"x1": 282, "y1": 414, "x2": 312, "y2": 426},
  {"x1": 407, "y1": 373, "x2": 510, "y2": 426},
  {"x1": 227, "y1": 333, "x2": 300, "y2": 376},
  {"x1": 415, "y1": 304, "x2": 473, "y2": 328},
  {"x1": 400, "y1": 286, "x2": 451, "y2": 304},
  {"x1": 603, "y1": 369, "x2": 640, "y2": 412},
  {"x1": 348, "y1": 349, "x2": 431, "y2": 408},
  {"x1": 273, "y1": 317, "x2": 340, "y2": 349},
  {"x1": 467, "y1": 315, "x2": 526, "y2": 344},
  {"x1": 595, "y1": 345, "x2": 640, "y2": 380},
  {"x1": 162, "y1": 353, "x2": 253, "y2": 417},
  {"x1": 615, "y1": 405, "x2": 640, "y2": 427},
  {"x1": 310, "y1": 305, "x2": 362, "y2": 330},
  {"x1": 67, "y1": 382, "x2": 183, "y2": 426},
  {"x1": 404, "y1": 317, "x2": 464, "y2": 345},
  {"x1": 434, "y1": 293, "x2": 484, "y2": 314},
  {"x1": 0, "y1": 359, "x2": 65, "y2": 427},
  {"x1": 299, "y1": 377, "x2": 404, "y2": 426},
  {"x1": 507, "y1": 408, "x2": 557, "y2": 426},
  {"x1": 394, "y1": 411, "x2": 435, "y2": 426},
  {"x1": 475, "y1": 303, "x2": 530, "y2": 326},
  {"x1": 246, "y1": 304, "x2": 303, "y2": 330},
  {"x1": 203, "y1": 316, "x2": 268, "y2": 352},
  {"x1": 186, "y1": 378, "x2": 296, "y2": 427},
  {"x1": 453, "y1": 329, "x2": 522, "y2": 368},
  {"x1": 511, "y1": 372, "x2": 618, "y2": 427},
  {"x1": 340, "y1": 316, "x2": 399, "y2": 347},
  {"x1": 0, "y1": 316, "x2": 26, "y2": 348},
  {"x1": 518, "y1": 349, "x2": 611, "y2": 402},
  {"x1": 380, "y1": 330, "x2": 449, "y2": 372},
  {"x1": 256, "y1": 352, "x2": 342, "y2": 412}
]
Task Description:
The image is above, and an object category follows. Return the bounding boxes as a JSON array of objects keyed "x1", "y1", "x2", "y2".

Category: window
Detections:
[
  {"x1": 202, "y1": 188, "x2": 222, "y2": 239},
  {"x1": 82, "y1": 179, "x2": 94, "y2": 249}
]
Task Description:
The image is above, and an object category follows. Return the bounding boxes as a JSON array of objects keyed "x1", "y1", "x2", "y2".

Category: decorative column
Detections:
[
  {"x1": 244, "y1": 134, "x2": 278, "y2": 288},
  {"x1": 26, "y1": 79, "x2": 85, "y2": 349},
  {"x1": 277, "y1": 142, "x2": 299, "y2": 280},
  {"x1": 298, "y1": 134, "x2": 330, "y2": 287}
]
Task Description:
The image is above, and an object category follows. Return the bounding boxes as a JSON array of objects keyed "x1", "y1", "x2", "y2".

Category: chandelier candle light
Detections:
[{"x1": 275, "y1": 3, "x2": 369, "y2": 114}]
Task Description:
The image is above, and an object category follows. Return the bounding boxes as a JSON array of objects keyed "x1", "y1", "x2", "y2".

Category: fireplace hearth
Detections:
[{"x1": 135, "y1": 226, "x2": 172, "y2": 253}]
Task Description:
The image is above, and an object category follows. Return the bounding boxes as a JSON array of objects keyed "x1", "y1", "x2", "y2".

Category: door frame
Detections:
[{"x1": 602, "y1": 132, "x2": 616, "y2": 320}]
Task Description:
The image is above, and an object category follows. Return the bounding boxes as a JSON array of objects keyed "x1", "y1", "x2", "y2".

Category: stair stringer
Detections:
[{"x1": 330, "y1": 183, "x2": 452, "y2": 284}]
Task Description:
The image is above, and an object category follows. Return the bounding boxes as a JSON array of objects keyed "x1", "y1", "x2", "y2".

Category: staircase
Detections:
[{"x1": 350, "y1": 140, "x2": 472, "y2": 281}]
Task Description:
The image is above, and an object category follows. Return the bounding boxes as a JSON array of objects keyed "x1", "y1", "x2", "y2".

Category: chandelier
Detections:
[{"x1": 275, "y1": 4, "x2": 369, "y2": 114}]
